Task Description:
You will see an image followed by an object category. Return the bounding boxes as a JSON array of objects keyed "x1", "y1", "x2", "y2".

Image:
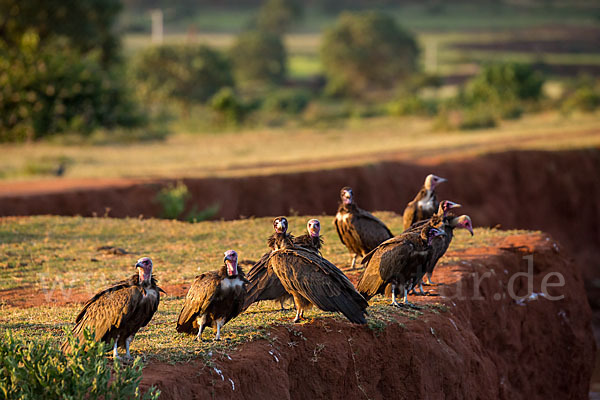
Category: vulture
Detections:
[
  {"x1": 356, "y1": 225, "x2": 446, "y2": 308},
  {"x1": 423, "y1": 214, "x2": 473, "y2": 287},
  {"x1": 62, "y1": 257, "x2": 164, "y2": 360},
  {"x1": 403, "y1": 174, "x2": 447, "y2": 230},
  {"x1": 268, "y1": 240, "x2": 369, "y2": 324},
  {"x1": 293, "y1": 218, "x2": 323, "y2": 254},
  {"x1": 334, "y1": 186, "x2": 393, "y2": 269},
  {"x1": 176, "y1": 250, "x2": 248, "y2": 341},
  {"x1": 403, "y1": 200, "x2": 461, "y2": 295},
  {"x1": 242, "y1": 217, "x2": 294, "y2": 311}
]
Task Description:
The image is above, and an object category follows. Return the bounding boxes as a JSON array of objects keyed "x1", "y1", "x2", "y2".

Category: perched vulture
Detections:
[
  {"x1": 293, "y1": 219, "x2": 323, "y2": 254},
  {"x1": 403, "y1": 174, "x2": 447, "y2": 230},
  {"x1": 357, "y1": 225, "x2": 445, "y2": 308},
  {"x1": 242, "y1": 217, "x2": 294, "y2": 311},
  {"x1": 269, "y1": 242, "x2": 369, "y2": 324},
  {"x1": 423, "y1": 214, "x2": 473, "y2": 286},
  {"x1": 403, "y1": 200, "x2": 461, "y2": 295},
  {"x1": 62, "y1": 257, "x2": 164, "y2": 359},
  {"x1": 334, "y1": 187, "x2": 393, "y2": 269},
  {"x1": 176, "y1": 250, "x2": 248, "y2": 341}
]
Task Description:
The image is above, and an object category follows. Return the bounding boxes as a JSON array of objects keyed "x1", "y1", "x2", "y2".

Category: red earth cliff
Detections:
[{"x1": 139, "y1": 232, "x2": 595, "y2": 400}]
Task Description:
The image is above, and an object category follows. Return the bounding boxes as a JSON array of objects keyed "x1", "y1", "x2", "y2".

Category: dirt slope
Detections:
[{"x1": 140, "y1": 233, "x2": 595, "y2": 399}]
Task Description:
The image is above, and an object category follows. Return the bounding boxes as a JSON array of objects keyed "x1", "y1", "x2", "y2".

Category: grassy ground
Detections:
[
  {"x1": 0, "y1": 214, "x2": 528, "y2": 362},
  {"x1": 1, "y1": 111, "x2": 598, "y2": 181}
]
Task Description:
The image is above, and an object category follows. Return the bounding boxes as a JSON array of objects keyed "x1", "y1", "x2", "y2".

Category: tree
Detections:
[
  {"x1": 229, "y1": 30, "x2": 287, "y2": 86},
  {"x1": 320, "y1": 11, "x2": 419, "y2": 96},
  {"x1": 133, "y1": 45, "x2": 234, "y2": 106},
  {"x1": 0, "y1": 0, "x2": 122, "y2": 65},
  {"x1": 255, "y1": 0, "x2": 303, "y2": 35}
]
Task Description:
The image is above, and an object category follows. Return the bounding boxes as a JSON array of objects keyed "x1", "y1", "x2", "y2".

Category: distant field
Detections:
[
  {"x1": 121, "y1": 4, "x2": 600, "y2": 34},
  {"x1": 0, "y1": 112, "x2": 598, "y2": 182},
  {"x1": 0, "y1": 214, "x2": 525, "y2": 361}
]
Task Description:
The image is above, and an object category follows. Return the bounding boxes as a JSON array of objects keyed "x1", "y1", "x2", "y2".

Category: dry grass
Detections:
[
  {"x1": 0, "y1": 214, "x2": 529, "y2": 362},
  {"x1": 0, "y1": 111, "x2": 598, "y2": 182}
]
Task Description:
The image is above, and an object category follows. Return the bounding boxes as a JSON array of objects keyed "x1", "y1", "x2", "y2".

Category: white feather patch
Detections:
[{"x1": 221, "y1": 277, "x2": 244, "y2": 291}]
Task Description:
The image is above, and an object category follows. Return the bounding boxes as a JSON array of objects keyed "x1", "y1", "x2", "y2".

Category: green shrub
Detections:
[
  {"x1": 320, "y1": 11, "x2": 419, "y2": 96},
  {"x1": 463, "y1": 62, "x2": 544, "y2": 106},
  {"x1": 387, "y1": 96, "x2": 438, "y2": 116},
  {"x1": 210, "y1": 87, "x2": 248, "y2": 125},
  {"x1": 229, "y1": 31, "x2": 287, "y2": 86},
  {"x1": 0, "y1": 329, "x2": 159, "y2": 399},
  {"x1": 133, "y1": 44, "x2": 234, "y2": 106},
  {"x1": 262, "y1": 88, "x2": 312, "y2": 114},
  {"x1": 154, "y1": 181, "x2": 219, "y2": 222},
  {"x1": 561, "y1": 87, "x2": 600, "y2": 113},
  {"x1": 154, "y1": 181, "x2": 190, "y2": 219},
  {"x1": 0, "y1": 32, "x2": 145, "y2": 142}
]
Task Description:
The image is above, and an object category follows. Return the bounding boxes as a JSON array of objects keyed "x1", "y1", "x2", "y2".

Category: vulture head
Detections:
[
  {"x1": 439, "y1": 200, "x2": 461, "y2": 216},
  {"x1": 340, "y1": 187, "x2": 353, "y2": 205},
  {"x1": 223, "y1": 250, "x2": 239, "y2": 277},
  {"x1": 427, "y1": 227, "x2": 446, "y2": 245},
  {"x1": 135, "y1": 257, "x2": 153, "y2": 283},
  {"x1": 453, "y1": 215, "x2": 474, "y2": 236},
  {"x1": 424, "y1": 174, "x2": 447, "y2": 191},
  {"x1": 307, "y1": 219, "x2": 321, "y2": 237},
  {"x1": 273, "y1": 217, "x2": 288, "y2": 234}
]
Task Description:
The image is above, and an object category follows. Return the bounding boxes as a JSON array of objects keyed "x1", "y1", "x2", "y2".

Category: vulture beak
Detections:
[
  {"x1": 467, "y1": 226, "x2": 474, "y2": 236},
  {"x1": 135, "y1": 262, "x2": 142, "y2": 269},
  {"x1": 447, "y1": 201, "x2": 461, "y2": 209}
]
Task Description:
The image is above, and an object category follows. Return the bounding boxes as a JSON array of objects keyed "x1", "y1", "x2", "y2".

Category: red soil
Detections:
[{"x1": 139, "y1": 232, "x2": 595, "y2": 399}]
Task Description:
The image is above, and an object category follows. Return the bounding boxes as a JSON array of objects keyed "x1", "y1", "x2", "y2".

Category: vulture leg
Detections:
[
  {"x1": 112, "y1": 336, "x2": 120, "y2": 359},
  {"x1": 214, "y1": 318, "x2": 225, "y2": 341},
  {"x1": 390, "y1": 284, "x2": 401, "y2": 307},
  {"x1": 424, "y1": 273, "x2": 438, "y2": 286},
  {"x1": 195, "y1": 315, "x2": 207, "y2": 341},
  {"x1": 350, "y1": 254, "x2": 357, "y2": 270},
  {"x1": 124, "y1": 336, "x2": 134, "y2": 360},
  {"x1": 293, "y1": 308, "x2": 302, "y2": 323},
  {"x1": 402, "y1": 287, "x2": 423, "y2": 310},
  {"x1": 279, "y1": 297, "x2": 286, "y2": 311}
]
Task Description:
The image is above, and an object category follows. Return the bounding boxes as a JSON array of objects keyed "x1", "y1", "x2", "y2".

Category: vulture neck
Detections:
[{"x1": 138, "y1": 269, "x2": 152, "y2": 285}]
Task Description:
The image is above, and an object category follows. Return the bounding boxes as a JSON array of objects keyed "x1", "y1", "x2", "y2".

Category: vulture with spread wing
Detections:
[
  {"x1": 403, "y1": 174, "x2": 447, "y2": 230},
  {"x1": 62, "y1": 257, "x2": 164, "y2": 360},
  {"x1": 176, "y1": 250, "x2": 248, "y2": 341},
  {"x1": 357, "y1": 225, "x2": 445, "y2": 308},
  {"x1": 269, "y1": 242, "x2": 369, "y2": 324},
  {"x1": 334, "y1": 187, "x2": 393, "y2": 269},
  {"x1": 242, "y1": 217, "x2": 294, "y2": 311}
]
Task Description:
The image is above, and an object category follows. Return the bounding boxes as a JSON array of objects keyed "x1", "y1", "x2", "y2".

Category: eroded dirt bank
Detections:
[{"x1": 140, "y1": 233, "x2": 595, "y2": 400}]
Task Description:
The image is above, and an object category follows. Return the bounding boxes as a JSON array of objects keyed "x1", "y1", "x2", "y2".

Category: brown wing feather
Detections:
[
  {"x1": 353, "y1": 208, "x2": 393, "y2": 253},
  {"x1": 176, "y1": 272, "x2": 220, "y2": 333},
  {"x1": 67, "y1": 283, "x2": 143, "y2": 350},
  {"x1": 270, "y1": 248, "x2": 368, "y2": 324}
]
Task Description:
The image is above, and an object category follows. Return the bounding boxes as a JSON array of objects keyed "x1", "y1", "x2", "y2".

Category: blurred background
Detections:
[{"x1": 0, "y1": 0, "x2": 599, "y2": 394}]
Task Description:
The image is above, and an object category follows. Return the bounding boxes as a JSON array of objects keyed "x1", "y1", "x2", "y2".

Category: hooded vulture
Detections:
[
  {"x1": 242, "y1": 217, "x2": 294, "y2": 311},
  {"x1": 293, "y1": 218, "x2": 323, "y2": 254},
  {"x1": 334, "y1": 187, "x2": 393, "y2": 269},
  {"x1": 357, "y1": 225, "x2": 445, "y2": 308},
  {"x1": 62, "y1": 257, "x2": 164, "y2": 360},
  {"x1": 268, "y1": 243, "x2": 369, "y2": 324},
  {"x1": 423, "y1": 214, "x2": 473, "y2": 286},
  {"x1": 403, "y1": 174, "x2": 447, "y2": 230},
  {"x1": 176, "y1": 250, "x2": 248, "y2": 341}
]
